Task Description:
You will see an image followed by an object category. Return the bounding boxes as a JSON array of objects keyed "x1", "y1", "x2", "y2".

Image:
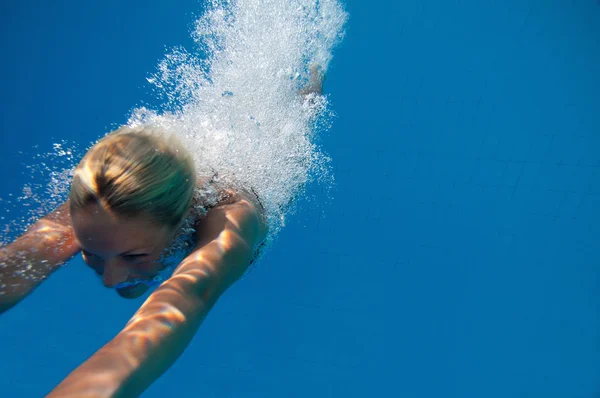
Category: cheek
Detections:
[
  {"x1": 129, "y1": 255, "x2": 165, "y2": 276},
  {"x1": 130, "y1": 262, "x2": 161, "y2": 275}
]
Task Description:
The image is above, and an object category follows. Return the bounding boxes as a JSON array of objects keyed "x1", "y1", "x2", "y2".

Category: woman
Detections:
[
  {"x1": 0, "y1": 125, "x2": 266, "y2": 397},
  {"x1": 0, "y1": 67, "x2": 324, "y2": 397}
]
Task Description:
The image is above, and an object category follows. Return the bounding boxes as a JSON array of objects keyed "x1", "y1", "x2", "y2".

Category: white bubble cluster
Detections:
[
  {"x1": 131, "y1": 0, "x2": 348, "y2": 247},
  {"x1": 1, "y1": 0, "x2": 347, "y2": 268}
]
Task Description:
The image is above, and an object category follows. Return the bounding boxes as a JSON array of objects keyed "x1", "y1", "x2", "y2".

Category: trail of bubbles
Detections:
[
  {"x1": 132, "y1": 0, "x2": 348, "y2": 248},
  {"x1": 0, "y1": 142, "x2": 82, "y2": 245},
  {"x1": 1, "y1": 0, "x2": 347, "y2": 266}
]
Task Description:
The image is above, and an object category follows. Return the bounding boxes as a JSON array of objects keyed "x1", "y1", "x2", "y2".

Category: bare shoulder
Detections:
[
  {"x1": 172, "y1": 186, "x2": 267, "y2": 297},
  {"x1": 195, "y1": 176, "x2": 266, "y2": 229},
  {"x1": 189, "y1": 177, "x2": 265, "y2": 245},
  {"x1": 213, "y1": 187, "x2": 268, "y2": 244}
]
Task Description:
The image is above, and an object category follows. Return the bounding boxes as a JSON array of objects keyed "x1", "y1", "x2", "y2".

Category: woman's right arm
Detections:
[{"x1": 0, "y1": 201, "x2": 80, "y2": 313}]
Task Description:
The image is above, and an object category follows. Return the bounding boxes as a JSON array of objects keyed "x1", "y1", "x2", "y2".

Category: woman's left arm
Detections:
[{"x1": 47, "y1": 192, "x2": 267, "y2": 398}]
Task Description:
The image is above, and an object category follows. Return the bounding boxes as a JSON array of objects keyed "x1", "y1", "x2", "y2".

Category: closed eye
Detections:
[
  {"x1": 82, "y1": 251, "x2": 148, "y2": 263},
  {"x1": 122, "y1": 254, "x2": 148, "y2": 262}
]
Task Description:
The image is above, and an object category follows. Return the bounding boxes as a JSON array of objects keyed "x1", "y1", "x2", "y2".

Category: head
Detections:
[{"x1": 69, "y1": 125, "x2": 196, "y2": 298}]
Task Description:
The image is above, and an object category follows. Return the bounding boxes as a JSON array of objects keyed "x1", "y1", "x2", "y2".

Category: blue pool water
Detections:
[{"x1": 1, "y1": 0, "x2": 599, "y2": 397}]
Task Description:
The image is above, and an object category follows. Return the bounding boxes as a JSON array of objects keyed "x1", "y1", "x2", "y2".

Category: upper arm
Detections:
[
  {"x1": 170, "y1": 190, "x2": 268, "y2": 299},
  {"x1": 12, "y1": 201, "x2": 79, "y2": 265},
  {"x1": 31, "y1": 201, "x2": 79, "y2": 260}
]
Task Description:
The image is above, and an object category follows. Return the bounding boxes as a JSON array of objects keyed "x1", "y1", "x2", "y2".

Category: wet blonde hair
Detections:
[{"x1": 70, "y1": 125, "x2": 197, "y2": 227}]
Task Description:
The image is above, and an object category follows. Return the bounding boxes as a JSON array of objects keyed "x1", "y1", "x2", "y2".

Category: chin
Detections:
[{"x1": 116, "y1": 284, "x2": 149, "y2": 299}]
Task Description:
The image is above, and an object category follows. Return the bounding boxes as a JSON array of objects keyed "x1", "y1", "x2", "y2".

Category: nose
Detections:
[{"x1": 102, "y1": 260, "x2": 131, "y2": 288}]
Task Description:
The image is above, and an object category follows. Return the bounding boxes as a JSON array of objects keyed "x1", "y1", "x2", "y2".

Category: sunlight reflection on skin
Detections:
[
  {"x1": 46, "y1": 196, "x2": 264, "y2": 397},
  {"x1": 32, "y1": 224, "x2": 53, "y2": 233}
]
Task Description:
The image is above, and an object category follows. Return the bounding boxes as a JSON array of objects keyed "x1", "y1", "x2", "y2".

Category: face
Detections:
[{"x1": 71, "y1": 202, "x2": 177, "y2": 298}]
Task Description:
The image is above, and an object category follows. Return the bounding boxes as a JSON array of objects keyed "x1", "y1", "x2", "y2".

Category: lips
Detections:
[{"x1": 115, "y1": 283, "x2": 149, "y2": 299}]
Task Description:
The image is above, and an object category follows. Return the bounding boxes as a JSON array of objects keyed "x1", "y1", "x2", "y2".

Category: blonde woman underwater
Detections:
[{"x1": 0, "y1": 71, "x2": 324, "y2": 397}]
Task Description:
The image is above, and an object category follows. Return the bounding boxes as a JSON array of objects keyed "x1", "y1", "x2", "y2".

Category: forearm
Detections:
[{"x1": 47, "y1": 274, "x2": 222, "y2": 398}]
